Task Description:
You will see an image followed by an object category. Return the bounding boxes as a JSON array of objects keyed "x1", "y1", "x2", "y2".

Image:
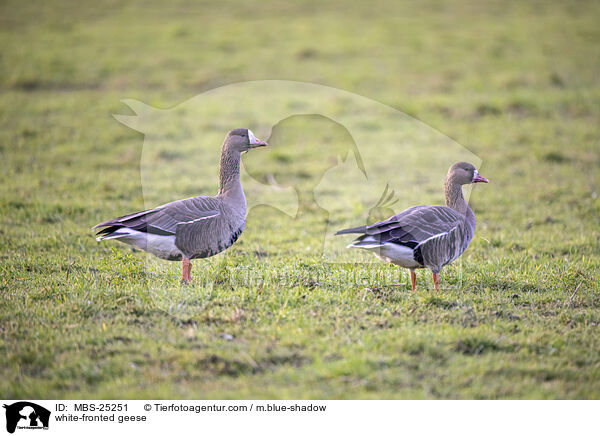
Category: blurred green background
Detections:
[{"x1": 1, "y1": 0, "x2": 599, "y2": 398}]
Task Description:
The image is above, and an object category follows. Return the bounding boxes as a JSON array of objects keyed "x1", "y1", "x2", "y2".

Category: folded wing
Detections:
[
  {"x1": 337, "y1": 205, "x2": 464, "y2": 246},
  {"x1": 93, "y1": 196, "x2": 220, "y2": 237}
]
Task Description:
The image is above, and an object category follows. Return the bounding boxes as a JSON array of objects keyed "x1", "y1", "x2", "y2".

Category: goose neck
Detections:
[
  {"x1": 444, "y1": 178, "x2": 469, "y2": 216},
  {"x1": 217, "y1": 147, "x2": 242, "y2": 196}
]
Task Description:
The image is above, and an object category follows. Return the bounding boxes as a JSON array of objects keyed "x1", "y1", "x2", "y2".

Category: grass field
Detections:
[{"x1": 1, "y1": 0, "x2": 599, "y2": 399}]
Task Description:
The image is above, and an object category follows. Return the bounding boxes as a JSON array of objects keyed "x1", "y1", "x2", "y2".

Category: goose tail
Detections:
[
  {"x1": 95, "y1": 225, "x2": 129, "y2": 241},
  {"x1": 346, "y1": 236, "x2": 382, "y2": 250},
  {"x1": 335, "y1": 225, "x2": 367, "y2": 236}
]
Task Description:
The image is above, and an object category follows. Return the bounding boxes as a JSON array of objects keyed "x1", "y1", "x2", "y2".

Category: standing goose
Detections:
[
  {"x1": 93, "y1": 128, "x2": 267, "y2": 283},
  {"x1": 336, "y1": 162, "x2": 489, "y2": 291}
]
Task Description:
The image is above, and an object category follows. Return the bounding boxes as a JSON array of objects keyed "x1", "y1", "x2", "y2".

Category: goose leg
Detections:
[
  {"x1": 409, "y1": 270, "x2": 417, "y2": 292},
  {"x1": 180, "y1": 257, "x2": 192, "y2": 284},
  {"x1": 432, "y1": 272, "x2": 439, "y2": 291}
]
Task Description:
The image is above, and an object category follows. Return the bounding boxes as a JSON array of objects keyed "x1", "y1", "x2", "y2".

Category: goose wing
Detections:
[
  {"x1": 337, "y1": 205, "x2": 464, "y2": 245},
  {"x1": 93, "y1": 196, "x2": 220, "y2": 237}
]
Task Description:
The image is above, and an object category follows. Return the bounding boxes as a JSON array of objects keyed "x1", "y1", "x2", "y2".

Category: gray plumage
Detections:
[
  {"x1": 337, "y1": 205, "x2": 473, "y2": 273},
  {"x1": 93, "y1": 128, "x2": 267, "y2": 282},
  {"x1": 94, "y1": 196, "x2": 238, "y2": 260},
  {"x1": 336, "y1": 162, "x2": 489, "y2": 290}
]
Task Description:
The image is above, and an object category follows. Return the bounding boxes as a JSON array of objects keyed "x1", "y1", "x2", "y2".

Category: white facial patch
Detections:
[
  {"x1": 248, "y1": 129, "x2": 258, "y2": 144},
  {"x1": 473, "y1": 169, "x2": 480, "y2": 181}
]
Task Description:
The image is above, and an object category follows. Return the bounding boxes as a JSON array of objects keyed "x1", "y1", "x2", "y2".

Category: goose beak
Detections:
[
  {"x1": 473, "y1": 170, "x2": 489, "y2": 183},
  {"x1": 248, "y1": 130, "x2": 268, "y2": 148}
]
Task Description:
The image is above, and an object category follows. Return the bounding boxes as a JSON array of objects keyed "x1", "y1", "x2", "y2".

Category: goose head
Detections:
[
  {"x1": 225, "y1": 128, "x2": 268, "y2": 153},
  {"x1": 447, "y1": 162, "x2": 489, "y2": 185}
]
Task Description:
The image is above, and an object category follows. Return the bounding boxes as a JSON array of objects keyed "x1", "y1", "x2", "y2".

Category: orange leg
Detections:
[
  {"x1": 181, "y1": 257, "x2": 192, "y2": 284},
  {"x1": 409, "y1": 270, "x2": 417, "y2": 292},
  {"x1": 432, "y1": 272, "x2": 439, "y2": 291}
]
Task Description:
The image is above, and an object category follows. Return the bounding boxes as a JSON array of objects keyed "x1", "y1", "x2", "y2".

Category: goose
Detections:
[
  {"x1": 336, "y1": 162, "x2": 489, "y2": 291},
  {"x1": 93, "y1": 128, "x2": 267, "y2": 283}
]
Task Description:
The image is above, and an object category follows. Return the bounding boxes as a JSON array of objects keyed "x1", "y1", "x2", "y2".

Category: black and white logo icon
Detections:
[{"x1": 3, "y1": 402, "x2": 50, "y2": 434}]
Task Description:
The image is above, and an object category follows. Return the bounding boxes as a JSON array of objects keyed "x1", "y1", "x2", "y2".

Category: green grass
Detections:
[{"x1": 1, "y1": 0, "x2": 600, "y2": 399}]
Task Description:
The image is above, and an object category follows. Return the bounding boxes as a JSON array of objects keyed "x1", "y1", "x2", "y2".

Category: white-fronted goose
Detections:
[
  {"x1": 336, "y1": 162, "x2": 489, "y2": 291},
  {"x1": 93, "y1": 128, "x2": 267, "y2": 283}
]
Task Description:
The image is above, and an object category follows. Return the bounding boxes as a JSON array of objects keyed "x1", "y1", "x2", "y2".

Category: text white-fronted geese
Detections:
[
  {"x1": 93, "y1": 128, "x2": 267, "y2": 283},
  {"x1": 336, "y1": 162, "x2": 489, "y2": 291}
]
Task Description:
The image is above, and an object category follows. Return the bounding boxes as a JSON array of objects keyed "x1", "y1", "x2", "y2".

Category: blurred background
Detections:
[{"x1": 2, "y1": 0, "x2": 598, "y2": 232}]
